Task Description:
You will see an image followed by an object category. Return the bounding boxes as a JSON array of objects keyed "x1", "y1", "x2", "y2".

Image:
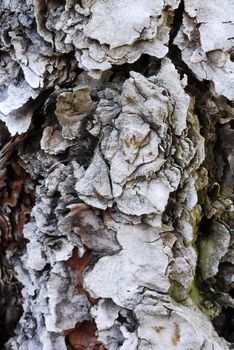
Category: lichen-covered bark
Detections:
[{"x1": 0, "y1": 1, "x2": 233, "y2": 349}]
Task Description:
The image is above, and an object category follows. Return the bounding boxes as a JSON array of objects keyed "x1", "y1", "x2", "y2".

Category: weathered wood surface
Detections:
[{"x1": 0, "y1": 1, "x2": 233, "y2": 349}]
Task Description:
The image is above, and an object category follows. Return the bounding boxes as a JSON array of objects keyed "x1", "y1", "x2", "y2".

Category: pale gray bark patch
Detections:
[
  {"x1": 174, "y1": 0, "x2": 234, "y2": 99},
  {"x1": 0, "y1": 0, "x2": 233, "y2": 349}
]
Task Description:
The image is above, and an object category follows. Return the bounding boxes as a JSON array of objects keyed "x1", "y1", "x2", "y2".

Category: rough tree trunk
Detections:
[{"x1": 0, "y1": 1, "x2": 233, "y2": 349}]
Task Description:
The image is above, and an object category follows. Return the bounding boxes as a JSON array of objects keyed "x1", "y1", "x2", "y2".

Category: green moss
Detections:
[
  {"x1": 165, "y1": 9, "x2": 174, "y2": 27},
  {"x1": 191, "y1": 204, "x2": 202, "y2": 224},
  {"x1": 189, "y1": 279, "x2": 203, "y2": 305},
  {"x1": 187, "y1": 207, "x2": 215, "y2": 318},
  {"x1": 168, "y1": 284, "x2": 174, "y2": 299},
  {"x1": 169, "y1": 205, "x2": 204, "y2": 302},
  {"x1": 169, "y1": 278, "x2": 215, "y2": 319},
  {"x1": 188, "y1": 279, "x2": 214, "y2": 319}
]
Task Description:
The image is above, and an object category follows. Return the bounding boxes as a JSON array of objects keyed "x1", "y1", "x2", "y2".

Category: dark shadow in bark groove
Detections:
[
  {"x1": 213, "y1": 307, "x2": 234, "y2": 343},
  {"x1": 0, "y1": 89, "x2": 56, "y2": 348},
  {"x1": 109, "y1": 54, "x2": 162, "y2": 81},
  {"x1": 0, "y1": 162, "x2": 35, "y2": 347},
  {"x1": 167, "y1": 0, "x2": 234, "y2": 345},
  {"x1": 168, "y1": 0, "x2": 211, "y2": 95}
]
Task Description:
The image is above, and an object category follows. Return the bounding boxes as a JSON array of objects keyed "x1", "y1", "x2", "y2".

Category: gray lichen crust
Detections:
[
  {"x1": 0, "y1": 0, "x2": 233, "y2": 350},
  {"x1": 174, "y1": 0, "x2": 234, "y2": 100}
]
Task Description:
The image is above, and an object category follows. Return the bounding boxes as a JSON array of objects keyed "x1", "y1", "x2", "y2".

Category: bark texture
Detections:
[{"x1": 0, "y1": 1, "x2": 233, "y2": 349}]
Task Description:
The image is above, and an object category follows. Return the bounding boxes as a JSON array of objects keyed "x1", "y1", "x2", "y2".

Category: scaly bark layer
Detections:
[{"x1": 0, "y1": 1, "x2": 233, "y2": 349}]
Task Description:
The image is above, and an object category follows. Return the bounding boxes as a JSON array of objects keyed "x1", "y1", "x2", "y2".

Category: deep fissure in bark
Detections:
[
  {"x1": 0, "y1": 160, "x2": 35, "y2": 347},
  {"x1": 168, "y1": 0, "x2": 233, "y2": 341}
]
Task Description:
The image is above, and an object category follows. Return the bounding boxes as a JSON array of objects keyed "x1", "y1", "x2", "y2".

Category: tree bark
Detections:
[{"x1": 0, "y1": 1, "x2": 233, "y2": 349}]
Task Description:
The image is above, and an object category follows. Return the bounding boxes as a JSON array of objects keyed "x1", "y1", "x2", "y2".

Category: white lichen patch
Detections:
[
  {"x1": 75, "y1": 60, "x2": 203, "y2": 221},
  {"x1": 43, "y1": 0, "x2": 180, "y2": 76},
  {"x1": 135, "y1": 294, "x2": 230, "y2": 350},
  {"x1": 174, "y1": 0, "x2": 234, "y2": 100},
  {"x1": 2, "y1": 2, "x2": 233, "y2": 349},
  {"x1": 84, "y1": 224, "x2": 170, "y2": 308},
  {"x1": 90, "y1": 292, "x2": 230, "y2": 350}
]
